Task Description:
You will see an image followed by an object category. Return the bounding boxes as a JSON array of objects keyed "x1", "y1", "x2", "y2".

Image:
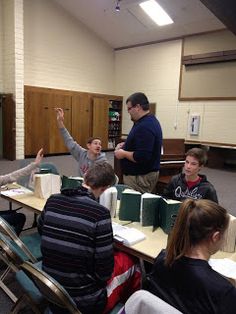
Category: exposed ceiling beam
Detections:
[{"x1": 200, "y1": 0, "x2": 236, "y2": 36}]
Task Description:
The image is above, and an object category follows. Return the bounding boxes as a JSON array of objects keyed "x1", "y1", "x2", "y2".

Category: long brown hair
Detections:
[{"x1": 165, "y1": 199, "x2": 229, "y2": 267}]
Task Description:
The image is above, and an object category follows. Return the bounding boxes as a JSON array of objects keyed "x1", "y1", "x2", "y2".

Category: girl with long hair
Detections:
[{"x1": 147, "y1": 199, "x2": 236, "y2": 314}]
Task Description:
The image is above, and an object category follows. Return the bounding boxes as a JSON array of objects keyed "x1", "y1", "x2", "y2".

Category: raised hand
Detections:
[
  {"x1": 35, "y1": 148, "x2": 44, "y2": 165},
  {"x1": 55, "y1": 107, "x2": 65, "y2": 128}
]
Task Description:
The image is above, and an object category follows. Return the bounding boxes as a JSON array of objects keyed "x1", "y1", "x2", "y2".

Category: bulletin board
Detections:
[{"x1": 179, "y1": 30, "x2": 236, "y2": 100}]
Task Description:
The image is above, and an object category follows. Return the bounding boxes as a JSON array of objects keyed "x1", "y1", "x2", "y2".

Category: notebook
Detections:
[{"x1": 112, "y1": 222, "x2": 146, "y2": 246}]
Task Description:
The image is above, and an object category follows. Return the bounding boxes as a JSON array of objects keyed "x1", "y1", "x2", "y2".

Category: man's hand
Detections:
[
  {"x1": 55, "y1": 107, "x2": 65, "y2": 128},
  {"x1": 115, "y1": 149, "x2": 136, "y2": 162},
  {"x1": 114, "y1": 148, "x2": 126, "y2": 159},
  {"x1": 115, "y1": 142, "x2": 125, "y2": 150},
  {"x1": 35, "y1": 148, "x2": 44, "y2": 165}
]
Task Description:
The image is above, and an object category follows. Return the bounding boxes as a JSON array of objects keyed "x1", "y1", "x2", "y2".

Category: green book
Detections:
[
  {"x1": 61, "y1": 175, "x2": 83, "y2": 190},
  {"x1": 119, "y1": 189, "x2": 141, "y2": 222},
  {"x1": 159, "y1": 198, "x2": 182, "y2": 234},
  {"x1": 140, "y1": 193, "x2": 162, "y2": 227}
]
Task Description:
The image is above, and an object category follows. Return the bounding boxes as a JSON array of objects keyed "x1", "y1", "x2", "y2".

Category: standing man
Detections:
[
  {"x1": 115, "y1": 92, "x2": 162, "y2": 193},
  {"x1": 55, "y1": 107, "x2": 107, "y2": 177}
]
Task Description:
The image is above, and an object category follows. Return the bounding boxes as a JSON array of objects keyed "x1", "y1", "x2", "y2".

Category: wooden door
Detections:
[
  {"x1": 47, "y1": 94, "x2": 72, "y2": 154},
  {"x1": 92, "y1": 97, "x2": 109, "y2": 149},
  {"x1": 25, "y1": 91, "x2": 50, "y2": 155},
  {"x1": 72, "y1": 93, "x2": 92, "y2": 148},
  {"x1": 149, "y1": 103, "x2": 156, "y2": 115},
  {"x1": 25, "y1": 89, "x2": 72, "y2": 155},
  {"x1": 2, "y1": 94, "x2": 16, "y2": 160}
]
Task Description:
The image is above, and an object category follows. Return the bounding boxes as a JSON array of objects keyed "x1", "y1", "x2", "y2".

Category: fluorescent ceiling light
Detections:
[{"x1": 139, "y1": 0, "x2": 174, "y2": 26}]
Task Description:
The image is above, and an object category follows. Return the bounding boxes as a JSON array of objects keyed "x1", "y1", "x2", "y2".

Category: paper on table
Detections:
[
  {"x1": 209, "y1": 258, "x2": 236, "y2": 279},
  {"x1": 1, "y1": 188, "x2": 26, "y2": 197},
  {"x1": 112, "y1": 222, "x2": 146, "y2": 246}
]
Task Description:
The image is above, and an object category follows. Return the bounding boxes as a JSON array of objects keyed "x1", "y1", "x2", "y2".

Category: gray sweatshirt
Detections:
[
  {"x1": 0, "y1": 162, "x2": 38, "y2": 186},
  {"x1": 59, "y1": 127, "x2": 107, "y2": 177}
]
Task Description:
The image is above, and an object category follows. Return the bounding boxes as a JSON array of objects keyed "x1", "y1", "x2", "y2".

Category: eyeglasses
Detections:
[{"x1": 127, "y1": 105, "x2": 137, "y2": 111}]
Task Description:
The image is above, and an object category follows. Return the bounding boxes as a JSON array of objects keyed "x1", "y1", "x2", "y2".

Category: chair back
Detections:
[
  {"x1": 21, "y1": 261, "x2": 81, "y2": 314},
  {"x1": 0, "y1": 216, "x2": 38, "y2": 263},
  {"x1": 0, "y1": 233, "x2": 28, "y2": 269},
  {"x1": 0, "y1": 233, "x2": 29, "y2": 302},
  {"x1": 39, "y1": 163, "x2": 59, "y2": 175}
]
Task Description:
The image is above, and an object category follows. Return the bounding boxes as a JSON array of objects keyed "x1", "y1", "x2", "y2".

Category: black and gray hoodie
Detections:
[{"x1": 162, "y1": 173, "x2": 218, "y2": 203}]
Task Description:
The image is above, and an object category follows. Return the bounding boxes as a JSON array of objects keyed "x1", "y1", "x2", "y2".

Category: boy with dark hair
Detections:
[
  {"x1": 38, "y1": 162, "x2": 140, "y2": 314},
  {"x1": 163, "y1": 147, "x2": 218, "y2": 203},
  {"x1": 55, "y1": 107, "x2": 107, "y2": 177}
]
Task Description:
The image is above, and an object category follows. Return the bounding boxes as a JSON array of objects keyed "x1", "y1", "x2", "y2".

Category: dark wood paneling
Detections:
[
  {"x1": 2, "y1": 94, "x2": 16, "y2": 160},
  {"x1": 72, "y1": 93, "x2": 92, "y2": 149}
]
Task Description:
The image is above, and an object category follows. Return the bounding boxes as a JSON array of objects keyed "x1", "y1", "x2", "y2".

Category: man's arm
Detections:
[
  {"x1": 114, "y1": 148, "x2": 136, "y2": 162},
  {"x1": 55, "y1": 107, "x2": 85, "y2": 161},
  {"x1": 114, "y1": 127, "x2": 156, "y2": 163}
]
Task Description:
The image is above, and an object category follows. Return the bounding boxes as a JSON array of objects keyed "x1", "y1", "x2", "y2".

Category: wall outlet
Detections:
[{"x1": 189, "y1": 114, "x2": 200, "y2": 135}]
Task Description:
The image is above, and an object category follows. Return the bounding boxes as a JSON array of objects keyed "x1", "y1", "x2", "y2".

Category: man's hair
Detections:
[
  {"x1": 84, "y1": 162, "x2": 116, "y2": 188},
  {"x1": 87, "y1": 137, "x2": 101, "y2": 144},
  {"x1": 165, "y1": 199, "x2": 229, "y2": 267},
  {"x1": 186, "y1": 148, "x2": 207, "y2": 166},
  {"x1": 126, "y1": 92, "x2": 150, "y2": 111}
]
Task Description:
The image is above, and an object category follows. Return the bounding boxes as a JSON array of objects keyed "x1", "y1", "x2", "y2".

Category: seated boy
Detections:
[
  {"x1": 38, "y1": 162, "x2": 140, "y2": 314},
  {"x1": 162, "y1": 148, "x2": 218, "y2": 203}
]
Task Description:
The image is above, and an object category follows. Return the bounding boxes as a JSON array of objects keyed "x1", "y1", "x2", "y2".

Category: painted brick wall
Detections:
[
  {"x1": 115, "y1": 40, "x2": 236, "y2": 145},
  {"x1": 0, "y1": 0, "x2": 3, "y2": 92},
  {"x1": 115, "y1": 40, "x2": 189, "y2": 139},
  {"x1": 2, "y1": 0, "x2": 24, "y2": 159},
  {"x1": 24, "y1": 0, "x2": 115, "y2": 94},
  {"x1": 14, "y1": 0, "x2": 24, "y2": 158}
]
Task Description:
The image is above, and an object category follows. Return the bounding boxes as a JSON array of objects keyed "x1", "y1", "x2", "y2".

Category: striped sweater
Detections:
[{"x1": 38, "y1": 187, "x2": 114, "y2": 314}]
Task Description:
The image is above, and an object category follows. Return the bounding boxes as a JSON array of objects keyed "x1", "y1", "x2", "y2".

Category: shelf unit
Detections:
[{"x1": 108, "y1": 100, "x2": 123, "y2": 149}]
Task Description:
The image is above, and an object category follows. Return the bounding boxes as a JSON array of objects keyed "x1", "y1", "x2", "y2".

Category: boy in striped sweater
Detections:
[{"x1": 38, "y1": 162, "x2": 140, "y2": 314}]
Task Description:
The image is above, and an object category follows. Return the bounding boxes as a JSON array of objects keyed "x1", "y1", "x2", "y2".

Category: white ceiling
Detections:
[{"x1": 52, "y1": 0, "x2": 225, "y2": 49}]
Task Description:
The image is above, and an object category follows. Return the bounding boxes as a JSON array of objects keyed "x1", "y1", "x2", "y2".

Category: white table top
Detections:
[{"x1": 1, "y1": 185, "x2": 235, "y2": 263}]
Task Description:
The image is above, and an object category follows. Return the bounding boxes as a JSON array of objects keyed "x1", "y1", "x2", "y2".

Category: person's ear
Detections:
[
  {"x1": 87, "y1": 143, "x2": 91, "y2": 149},
  {"x1": 211, "y1": 231, "x2": 221, "y2": 243}
]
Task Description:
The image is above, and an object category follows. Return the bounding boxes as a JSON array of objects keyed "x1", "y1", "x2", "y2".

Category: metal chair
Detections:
[
  {"x1": 17, "y1": 261, "x2": 81, "y2": 314},
  {"x1": 0, "y1": 232, "x2": 37, "y2": 302},
  {"x1": 39, "y1": 163, "x2": 59, "y2": 175},
  {"x1": 14, "y1": 261, "x2": 124, "y2": 314},
  {"x1": 0, "y1": 216, "x2": 41, "y2": 262}
]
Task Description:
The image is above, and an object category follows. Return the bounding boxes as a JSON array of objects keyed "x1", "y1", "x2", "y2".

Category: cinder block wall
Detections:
[{"x1": 1, "y1": 0, "x2": 24, "y2": 158}]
